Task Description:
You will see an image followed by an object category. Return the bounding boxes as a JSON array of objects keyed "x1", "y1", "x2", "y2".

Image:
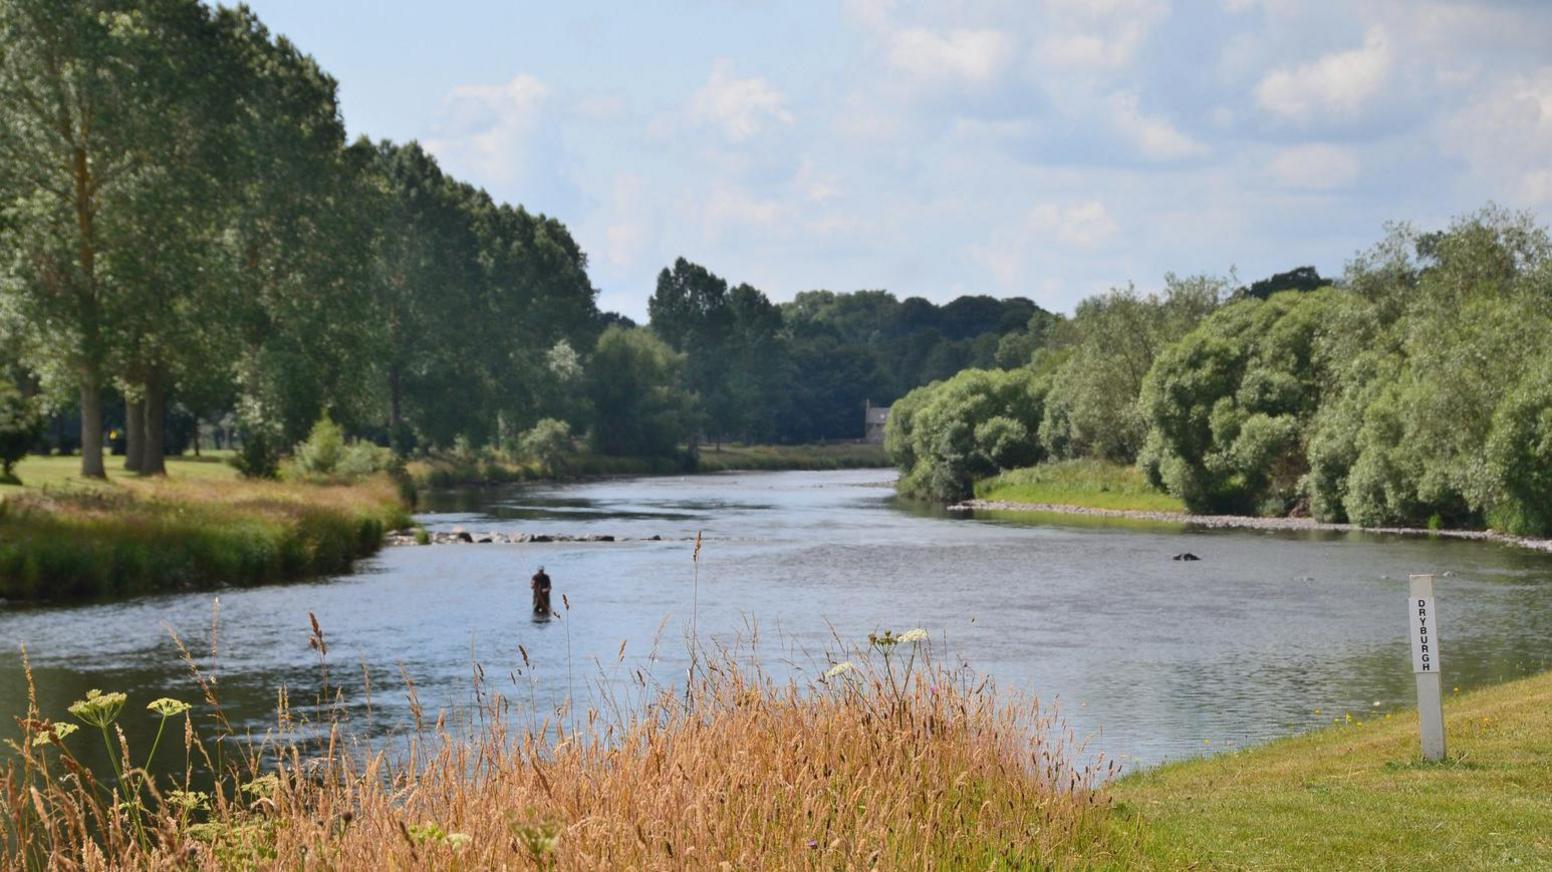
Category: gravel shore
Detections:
[{"x1": 950, "y1": 499, "x2": 1552, "y2": 556}]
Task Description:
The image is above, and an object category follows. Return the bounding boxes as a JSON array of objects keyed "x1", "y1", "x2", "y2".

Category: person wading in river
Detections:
[{"x1": 530, "y1": 566, "x2": 552, "y2": 616}]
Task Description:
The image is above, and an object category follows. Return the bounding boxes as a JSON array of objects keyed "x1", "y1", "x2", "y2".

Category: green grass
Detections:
[
  {"x1": 0, "y1": 451, "x2": 239, "y2": 497},
  {"x1": 975, "y1": 459, "x2": 1186, "y2": 513},
  {"x1": 0, "y1": 464, "x2": 408, "y2": 602},
  {"x1": 694, "y1": 441, "x2": 889, "y2": 472},
  {"x1": 1101, "y1": 671, "x2": 1552, "y2": 869}
]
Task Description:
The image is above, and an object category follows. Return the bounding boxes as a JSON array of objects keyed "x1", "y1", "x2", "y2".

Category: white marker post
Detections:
[{"x1": 1409, "y1": 574, "x2": 1446, "y2": 761}]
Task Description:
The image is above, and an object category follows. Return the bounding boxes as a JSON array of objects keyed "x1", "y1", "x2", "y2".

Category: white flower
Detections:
[
  {"x1": 899, "y1": 628, "x2": 929, "y2": 644},
  {"x1": 824, "y1": 661, "x2": 857, "y2": 679}
]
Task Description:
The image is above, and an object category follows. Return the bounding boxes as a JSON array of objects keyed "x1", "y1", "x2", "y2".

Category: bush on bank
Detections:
[
  {"x1": 887, "y1": 368, "x2": 1048, "y2": 501},
  {"x1": 0, "y1": 475, "x2": 409, "y2": 601}
]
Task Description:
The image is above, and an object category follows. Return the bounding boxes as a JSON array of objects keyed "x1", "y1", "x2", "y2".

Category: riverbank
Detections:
[
  {"x1": 408, "y1": 441, "x2": 889, "y2": 488},
  {"x1": 4, "y1": 640, "x2": 1112, "y2": 868},
  {"x1": 0, "y1": 461, "x2": 408, "y2": 601},
  {"x1": 953, "y1": 496, "x2": 1552, "y2": 556},
  {"x1": 1104, "y1": 668, "x2": 1552, "y2": 868},
  {"x1": 975, "y1": 460, "x2": 1186, "y2": 513},
  {"x1": 965, "y1": 459, "x2": 1552, "y2": 554}
]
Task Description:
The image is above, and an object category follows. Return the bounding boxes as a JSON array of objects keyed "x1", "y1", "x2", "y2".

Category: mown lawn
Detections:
[
  {"x1": 975, "y1": 459, "x2": 1186, "y2": 513},
  {"x1": 0, "y1": 451, "x2": 238, "y2": 497},
  {"x1": 1102, "y1": 670, "x2": 1552, "y2": 869}
]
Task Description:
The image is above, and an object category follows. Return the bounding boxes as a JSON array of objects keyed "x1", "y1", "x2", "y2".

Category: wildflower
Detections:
[
  {"x1": 514, "y1": 821, "x2": 561, "y2": 857},
  {"x1": 31, "y1": 722, "x2": 78, "y2": 748},
  {"x1": 899, "y1": 628, "x2": 929, "y2": 644},
  {"x1": 242, "y1": 774, "x2": 280, "y2": 797},
  {"x1": 445, "y1": 833, "x2": 472, "y2": 850},
  {"x1": 868, "y1": 630, "x2": 899, "y2": 649},
  {"x1": 147, "y1": 697, "x2": 192, "y2": 717},
  {"x1": 824, "y1": 661, "x2": 856, "y2": 679},
  {"x1": 167, "y1": 790, "x2": 210, "y2": 812},
  {"x1": 69, "y1": 689, "x2": 128, "y2": 728}
]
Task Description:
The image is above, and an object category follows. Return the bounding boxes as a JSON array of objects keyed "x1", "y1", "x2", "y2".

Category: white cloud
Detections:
[
  {"x1": 888, "y1": 28, "x2": 1013, "y2": 84},
  {"x1": 702, "y1": 183, "x2": 784, "y2": 242},
  {"x1": 690, "y1": 60, "x2": 794, "y2": 143},
  {"x1": 1027, "y1": 200, "x2": 1119, "y2": 249},
  {"x1": 1440, "y1": 67, "x2": 1552, "y2": 205},
  {"x1": 1255, "y1": 28, "x2": 1392, "y2": 122},
  {"x1": 1108, "y1": 91, "x2": 1209, "y2": 161},
  {"x1": 1037, "y1": 0, "x2": 1169, "y2": 71},
  {"x1": 426, "y1": 74, "x2": 550, "y2": 181},
  {"x1": 1267, "y1": 144, "x2": 1359, "y2": 189}
]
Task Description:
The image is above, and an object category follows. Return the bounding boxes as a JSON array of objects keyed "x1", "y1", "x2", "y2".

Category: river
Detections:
[{"x1": 4, "y1": 468, "x2": 1551, "y2": 777}]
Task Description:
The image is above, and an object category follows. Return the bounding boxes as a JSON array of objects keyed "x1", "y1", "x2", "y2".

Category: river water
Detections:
[{"x1": 4, "y1": 468, "x2": 1551, "y2": 776}]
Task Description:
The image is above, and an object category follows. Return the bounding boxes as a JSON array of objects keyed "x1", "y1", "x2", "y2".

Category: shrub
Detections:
[
  {"x1": 230, "y1": 428, "x2": 281, "y2": 480},
  {"x1": 518, "y1": 418, "x2": 575, "y2": 472},
  {"x1": 887, "y1": 368, "x2": 1048, "y2": 501},
  {"x1": 292, "y1": 414, "x2": 390, "y2": 482},
  {"x1": 0, "y1": 382, "x2": 43, "y2": 482}
]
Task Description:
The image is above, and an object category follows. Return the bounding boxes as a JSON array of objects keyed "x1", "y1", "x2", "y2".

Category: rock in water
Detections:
[{"x1": 1173, "y1": 552, "x2": 1201, "y2": 561}]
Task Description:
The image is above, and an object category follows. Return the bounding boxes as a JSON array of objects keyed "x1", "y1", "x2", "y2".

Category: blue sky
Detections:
[{"x1": 240, "y1": 0, "x2": 1552, "y2": 320}]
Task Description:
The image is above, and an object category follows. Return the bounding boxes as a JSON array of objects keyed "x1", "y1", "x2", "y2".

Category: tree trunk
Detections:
[
  {"x1": 192, "y1": 422, "x2": 201, "y2": 456},
  {"x1": 141, "y1": 369, "x2": 167, "y2": 476},
  {"x1": 388, "y1": 362, "x2": 404, "y2": 452},
  {"x1": 79, "y1": 370, "x2": 106, "y2": 479},
  {"x1": 124, "y1": 397, "x2": 144, "y2": 472}
]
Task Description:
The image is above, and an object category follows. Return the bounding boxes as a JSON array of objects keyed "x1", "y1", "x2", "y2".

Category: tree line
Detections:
[
  {"x1": 0, "y1": 0, "x2": 1043, "y2": 480},
  {"x1": 889, "y1": 207, "x2": 1552, "y2": 537}
]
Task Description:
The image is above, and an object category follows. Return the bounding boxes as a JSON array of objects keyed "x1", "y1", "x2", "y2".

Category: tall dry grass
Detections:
[{"x1": 3, "y1": 621, "x2": 1119, "y2": 870}]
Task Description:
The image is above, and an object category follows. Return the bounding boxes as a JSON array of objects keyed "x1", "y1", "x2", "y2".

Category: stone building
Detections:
[{"x1": 864, "y1": 400, "x2": 890, "y2": 444}]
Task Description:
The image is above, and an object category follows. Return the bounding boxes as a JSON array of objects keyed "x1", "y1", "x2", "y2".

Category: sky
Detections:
[{"x1": 239, "y1": 0, "x2": 1552, "y2": 321}]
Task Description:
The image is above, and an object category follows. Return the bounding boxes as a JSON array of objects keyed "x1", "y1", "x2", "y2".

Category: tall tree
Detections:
[{"x1": 0, "y1": 0, "x2": 199, "y2": 477}]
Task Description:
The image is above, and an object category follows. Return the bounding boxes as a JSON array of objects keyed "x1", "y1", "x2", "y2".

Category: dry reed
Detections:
[{"x1": 3, "y1": 621, "x2": 1117, "y2": 870}]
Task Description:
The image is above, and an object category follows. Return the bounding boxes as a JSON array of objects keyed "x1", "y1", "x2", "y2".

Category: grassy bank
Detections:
[
  {"x1": 409, "y1": 441, "x2": 890, "y2": 488},
  {"x1": 6, "y1": 614, "x2": 1549, "y2": 868},
  {"x1": 5, "y1": 634, "x2": 1112, "y2": 868},
  {"x1": 975, "y1": 459, "x2": 1186, "y2": 513},
  {"x1": 0, "y1": 457, "x2": 408, "y2": 601},
  {"x1": 695, "y1": 441, "x2": 889, "y2": 471},
  {"x1": 1105, "y1": 669, "x2": 1552, "y2": 868}
]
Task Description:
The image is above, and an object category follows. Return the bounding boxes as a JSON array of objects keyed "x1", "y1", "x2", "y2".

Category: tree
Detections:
[
  {"x1": 1138, "y1": 290, "x2": 1342, "y2": 514},
  {"x1": 887, "y1": 368, "x2": 1048, "y2": 501},
  {"x1": 0, "y1": 0, "x2": 221, "y2": 477},
  {"x1": 0, "y1": 379, "x2": 42, "y2": 482},
  {"x1": 648, "y1": 258, "x2": 733, "y2": 441},
  {"x1": 586, "y1": 327, "x2": 694, "y2": 457},
  {"x1": 1040, "y1": 277, "x2": 1221, "y2": 463}
]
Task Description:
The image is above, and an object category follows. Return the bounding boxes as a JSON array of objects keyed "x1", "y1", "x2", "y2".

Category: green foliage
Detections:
[
  {"x1": 1483, "y1": 355, "x2": 1552, "y2": 536},
  {"x1": 1130, "y1": 207, "x2": 1552, "y2": 532},
  {"x1": 293, "y1": 414, "x2": 346, "y2": 474},
  {"x1": 518, "y1": 418, "x2": 575, "y2": 472},
  {"x1": 0, "y1": 381, "x2": 42, "y2": 481},
  {"x1": 1039, "y1": 277, "x2": 1223, "y2": 464},
  {"x1": 289, "y1": 414, "x2": 390, "y2": 482},
  {"x1": 586, "y1": 327, "x2": 695, "y2": 457},
  {"x1": 230, "y1": 429, "x2": 281, "y2": 480},
  {"x1": 1138, "y1": 290, "x2": 1341, "y2": 514},
  {"x1": 887, "y1": 368, "x2": 1048, "y2": 501}
]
